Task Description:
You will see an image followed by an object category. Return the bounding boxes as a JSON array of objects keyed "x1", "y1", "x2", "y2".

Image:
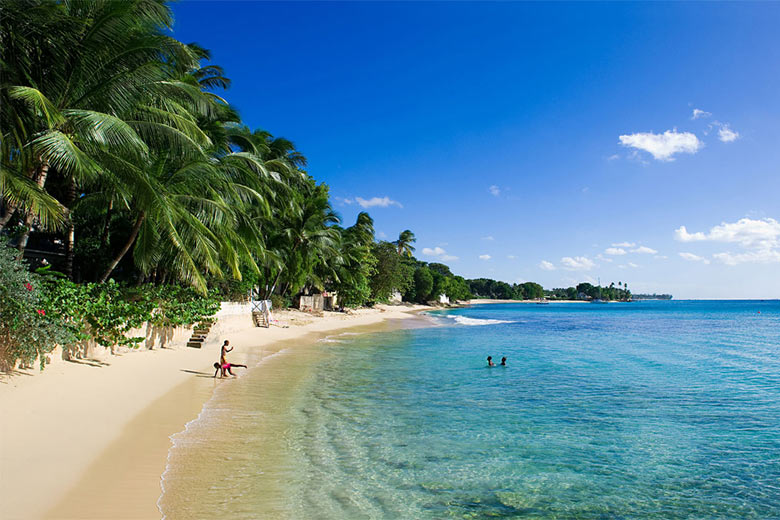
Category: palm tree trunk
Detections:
[
  {"x1": 264, "y1": 240, "x2": 302, "y2": 299},
  {"x1": 99, "y1": 212, "x2": 144, "y2": 283},
  {"x1": 266, "y1": 268, "x2": 284, "y2": 300},
  {"x1": 100, "y1": 199, "x2": 113, "y2": 248},
  {"x1": 0, "y1": 202, "x2": 18, "y2": 230},
  {"x1": 64, "y1": 178, "x2": 77, "y2": 279},
  {"x1": 16, "y1": 162, "x2": 50, "y2": 258}
]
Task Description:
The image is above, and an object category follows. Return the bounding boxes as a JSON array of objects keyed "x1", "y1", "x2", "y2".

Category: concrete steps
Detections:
[
  {"x1": 186, "y1": 321, "x2": 214, "y2": 348},
  {"x1": 252, "y1": 311, "x2": 269, "y2": 328}
]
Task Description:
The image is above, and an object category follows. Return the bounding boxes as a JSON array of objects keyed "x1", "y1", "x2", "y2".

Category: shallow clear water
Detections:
[{"x1": 162, "y1": 301, "x2": 780, "y2": 519}]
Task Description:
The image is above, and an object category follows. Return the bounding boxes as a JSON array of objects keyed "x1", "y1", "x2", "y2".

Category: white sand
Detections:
[{"x1": 0, "y1": 304, "x2": 430, "y2": 520}]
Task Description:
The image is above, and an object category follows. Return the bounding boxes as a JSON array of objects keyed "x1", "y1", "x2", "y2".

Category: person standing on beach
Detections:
[
  {"x1": 220, "y1": 340, "x2": 232, "y2": 377},
  {"x1": 213, "y1": 340, "x2": 247, "y2": 377}
]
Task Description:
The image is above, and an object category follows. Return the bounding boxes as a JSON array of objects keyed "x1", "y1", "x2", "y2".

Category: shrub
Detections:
[
  {"x1": 1, "y1": 238, "x2": 223, "y2": 370},
  {"x1": 40, "y1": 279, "x2": 222, "y2": 349},
  {"x1": 270, "y1": 293, "x2": 291, "y2": 310},
  {"x1": 0, "y1": 241, "x2": 75, "y2": 370}
]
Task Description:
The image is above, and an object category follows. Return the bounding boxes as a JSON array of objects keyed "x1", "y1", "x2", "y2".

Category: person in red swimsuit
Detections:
[{"x1": 213, "y1": 340, "x2": 247, "y2": 378}]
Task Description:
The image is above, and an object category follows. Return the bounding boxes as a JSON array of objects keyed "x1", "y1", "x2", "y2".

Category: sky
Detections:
[{"x1": 172, "y1": 2, "x2": 780, "y2": 299}]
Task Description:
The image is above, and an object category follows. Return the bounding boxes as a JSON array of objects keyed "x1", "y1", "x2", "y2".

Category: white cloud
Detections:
[
  {"x1": 422, "y1": 246, "x2": 458, "y2": 262},
  {"x1": 334, "y1": 196, "x2": 354, "y2": 205},
  {"x1": 596, "y1": 254, "x2": 613, "y2": 263},
  {"x1": 692, "y1": 108, "x2": 711, "y2": 120},
  {"x1": 539, "y1": 260, "x2": 556, "y2": 271},
  {"x1": 631, "y1": 246, "x2": 658, "y2": 254},
  {"x1": 355, "y1": 196, "x2": 403, "y2": 209},
  {"x1": 713, "y1": 250, "x2": 780, "y2": 265},
  {"x1": 560, "y1": 256, "x2": 595, "y2": 271},
  {"x1": 605, "y1": 247, "x2": 627, "y2": 256},
  {"x1": 674, "y1": 226, "x2": 707, "y2": 242},
  {"x1": 627, "y1": 262, "x2": 639, "y2": 268},
  {"x1": 507, "y1": 255, "x2": 517, "y2": 260},
  {"x1": 482, "y1": 235, "x2": 494, "y2": 241},
  {"x1": 376, "y1": 231, "x2": 387, "y2": 239},
  {"x1": 619, "y1": 130, "x2": 702, "y2": 161},
  {"x1": 488, "y1": 185, "x2": 500, "y2": 197},
  {"x1": 606, "y1": 154, "x2": 619, "y2": 161},
  {"x1": 612, "y1": 242, "x2": 636, "y2": 248},
  {"x1": 718, "y1": 124, "x2": 739, "y2": 143},
  {"x1": 655, "y1": 255, "x2": 668, "y2": 260},
  {"x1": 675, "y1": 218, "x2": 780, "y2": 249},
  {"x1": 479, "y1": 254, "x2": 492, "y2": 261},
  {"x1": 679, "y1": 252, "x2": 710, "y2": 264},
  {"x1": 676, "y1": 218, "x2": 780, "y2": 265}
]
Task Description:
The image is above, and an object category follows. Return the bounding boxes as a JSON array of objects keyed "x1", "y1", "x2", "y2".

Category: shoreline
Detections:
[
  {"x1": 0, "y1": 304, "x2": 431, "y2": 520},
  {"x1": 468, "y1": 298, "x2": 592, "y2": 304}
]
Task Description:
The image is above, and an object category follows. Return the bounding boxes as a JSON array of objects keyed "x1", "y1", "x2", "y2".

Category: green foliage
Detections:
[
  {"x1": 519, "y1": 282, "x2": 544, "y2": 300},
  {"x1": 393, "y1": 230, "x2": 416, "y2": 257},
  {"x1": 0, "y1": 241, "x2": 75, "y2": 369},
  {"x1": 270, "y1": 293, "x2": 292, "y2": 310},
  {"x1": 369, "y1": 241, "x2": 413, "y2": 302},
  {"x1": 38, "y1": 277, "x2": 221, "y2": 349},
  {"x1": 468, "y1": 278, "x2": 516, "y2": 299},
  {"x1": 412, "y1": 267, "x2": 434, "y2": 303},
  {"x1": 330, "y1": 212, "x2": 376, "y2": 308},
  {"x1": 446, "y1": 276, "x2": 473, "y2": 301}
]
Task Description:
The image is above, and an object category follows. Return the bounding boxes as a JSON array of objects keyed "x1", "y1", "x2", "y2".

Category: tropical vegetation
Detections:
[
  {"x1": 0, "y1": 0, "x2": 637, "y2": 371},
  {"x1": 0, "y1": 0, "x2": 475, "y2": 369}
]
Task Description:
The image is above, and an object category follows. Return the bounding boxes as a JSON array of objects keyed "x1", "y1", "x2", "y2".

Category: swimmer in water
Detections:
[
  {"x1": 500, "y1": 356, "x2": 507, "y2": 366},
  {"x1": 487, "y1": 356, "x2": 495, "y2": 367}
]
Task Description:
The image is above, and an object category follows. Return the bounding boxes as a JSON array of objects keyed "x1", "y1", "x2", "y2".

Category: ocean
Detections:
[{"x1": 159, "y1": 301, "x2": 780, "y2": 519}]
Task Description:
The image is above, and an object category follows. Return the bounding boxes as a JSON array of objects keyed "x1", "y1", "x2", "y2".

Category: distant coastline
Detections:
[{"x1": 632, "y1": 294, "x2": 674, "y2": 300}]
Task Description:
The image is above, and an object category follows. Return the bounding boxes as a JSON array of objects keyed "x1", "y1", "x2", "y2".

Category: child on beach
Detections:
[{"x1": 213, "y1": 340, "x2": 247, "y2": 378}]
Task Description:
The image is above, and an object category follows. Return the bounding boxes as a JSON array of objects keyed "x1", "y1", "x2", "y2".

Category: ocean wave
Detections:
[{"x1": 450, "y1": 316, "x2": 514, "y2": 326}]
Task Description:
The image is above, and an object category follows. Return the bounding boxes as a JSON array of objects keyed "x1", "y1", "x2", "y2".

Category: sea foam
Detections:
[{"x1": 450, "y1": 315, "x2": 514, "y2": 326}]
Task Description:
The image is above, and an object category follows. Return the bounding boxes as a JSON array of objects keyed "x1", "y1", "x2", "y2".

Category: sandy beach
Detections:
[{"x1": 0, "y1": 303, "x2": 430, "y2": 520}]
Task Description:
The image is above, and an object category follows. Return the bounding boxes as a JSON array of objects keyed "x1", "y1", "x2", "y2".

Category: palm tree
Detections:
[
  {"x1": 261, "y1": 182, "x2": 341, "y2": 299},
  {"x1": 0, "y1": 0, "x2": 206, "y2": 263},
  {"x1": 394, "y1": 230, "x2": 416, "y2": 257}
]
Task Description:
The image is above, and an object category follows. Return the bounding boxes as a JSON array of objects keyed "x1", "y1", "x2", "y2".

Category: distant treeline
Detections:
[
  {"x1": 632, "y1": 293, "x2": 673, "y2": 300},
  {"x1": 467, "y1": 278, "x2": 544, "y2": 300},
  {"x1": 469, "y1": 279, "x2": 634, "y2": 301}
]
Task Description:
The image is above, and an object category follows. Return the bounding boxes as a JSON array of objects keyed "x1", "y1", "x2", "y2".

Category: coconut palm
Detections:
[
  {"x1": 261, "y1": 182, "x2": 341, "y2": 298},
  {"x1": 394, "y1": 230, "x2": 416, "y2": 257},
  {"x1": 0, "y1": 0, "x2": 205, "y2": 260}
]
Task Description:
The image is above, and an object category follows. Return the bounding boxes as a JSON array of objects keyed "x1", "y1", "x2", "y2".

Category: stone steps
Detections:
[
  {"x1": 186, "y1": 322, "x2": 213, "y2": 348},
  {"x1": 252, "y1": 311, "x2": 269, "y2": 328}
]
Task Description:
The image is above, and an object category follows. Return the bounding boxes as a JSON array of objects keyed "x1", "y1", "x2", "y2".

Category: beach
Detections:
[{"x1": 0, "y1": 303, "x2": 429, "y2": 520}]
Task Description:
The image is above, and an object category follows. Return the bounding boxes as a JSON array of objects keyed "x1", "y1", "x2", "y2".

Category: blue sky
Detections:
[{"x1": 172, "y1": 2, "x2": 780, "y2": 299}]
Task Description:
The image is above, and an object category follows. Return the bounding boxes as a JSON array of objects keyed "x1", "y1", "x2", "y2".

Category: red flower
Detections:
[
  {"x1": 24, "y1": 283, "x2": 33, "y2": 291},
  {"x1": 37, "y1": 309, "x2": 45, "y2": 316}
]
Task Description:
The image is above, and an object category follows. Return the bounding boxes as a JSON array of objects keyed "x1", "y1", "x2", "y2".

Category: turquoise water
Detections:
[
  {"x1": 161, "y1": 301, "x2": 780, "y2": 519},
  {"x1": 284, "y1": 301, "x2": 780, "y2": 518}
]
